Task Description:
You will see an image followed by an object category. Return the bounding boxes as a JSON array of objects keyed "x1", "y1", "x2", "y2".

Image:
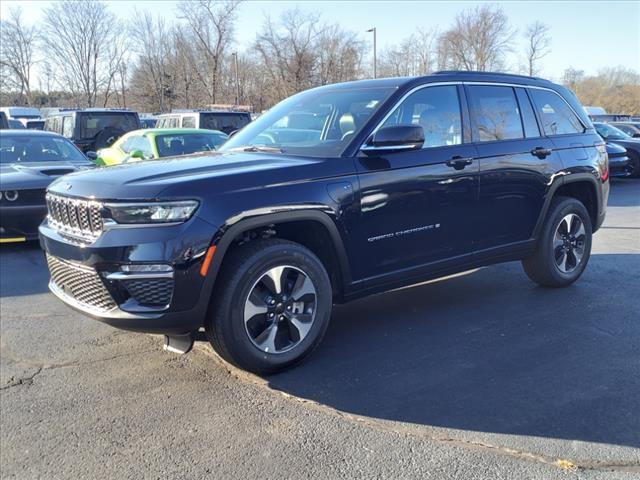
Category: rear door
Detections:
[{"x1": 466, "y1": 84, "x2": 563, "y2": 251}]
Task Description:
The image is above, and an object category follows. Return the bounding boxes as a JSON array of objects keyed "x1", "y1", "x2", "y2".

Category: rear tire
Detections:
[
  {"x1": 522, "y1": 196, "x2": 592, "y2": 288},
  {"x1": 206, "y1": 239, "x2": 332, "y2": 374}
]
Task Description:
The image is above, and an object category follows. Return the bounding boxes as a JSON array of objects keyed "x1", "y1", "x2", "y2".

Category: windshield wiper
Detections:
[{"x1": 228, "y1": 145, "x2": 284, "y2": 153}]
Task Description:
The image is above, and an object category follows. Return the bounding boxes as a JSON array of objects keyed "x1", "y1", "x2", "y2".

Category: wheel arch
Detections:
[
  {"x1": 204, "y1": 209, "x2": 352, "y2": 301},
  {"x1": 533, "y1": 174, "x2": 602, "y2": 238}
]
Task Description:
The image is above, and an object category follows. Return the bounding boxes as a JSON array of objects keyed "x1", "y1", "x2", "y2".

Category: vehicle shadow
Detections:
[
  {"x1": 607, "y1": 178, "x2": 640, "y2": 207},
  {"x1": 267, "y1": 253, "x2": 640, "y2": 449},
  {"x1": 0, "y1": 242, "x2": 50, "y2": 297}
]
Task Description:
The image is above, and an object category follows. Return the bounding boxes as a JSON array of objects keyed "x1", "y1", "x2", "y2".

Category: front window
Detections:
[
  {"x1": 595, "y1": 123, "x2": 631, "y2": 140},
  {"x1": 220, "y1": 87, "x2": 394, "y2": 157},
  {"x1": 0, "y1": 134, "x2": 87, "y2": 163},
  {"x1": 79, "y1": 113, "x2": 138, "y2": 140},
  {"x1": 155, "y1": 132, "x2": 229, "y2": 157}
]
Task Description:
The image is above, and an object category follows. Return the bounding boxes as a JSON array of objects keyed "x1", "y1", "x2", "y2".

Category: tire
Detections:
[
  {"x1": 627, "y1": 150, "x2": 640, "y2": 178},
  {"x1": 206, "y1": 239, "x2": 333, "y2": 374},
  {"x1": 522, "y1": 196, "x2": 593, "y2": 288}
]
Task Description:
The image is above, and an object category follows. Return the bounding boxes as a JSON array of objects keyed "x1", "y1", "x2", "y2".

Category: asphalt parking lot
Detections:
[{"x1": 1, "y1": 179, "x2": 639, "y2": 479}]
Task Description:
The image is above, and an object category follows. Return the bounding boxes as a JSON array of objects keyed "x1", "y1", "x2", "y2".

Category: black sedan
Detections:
[
  {"x1": 0, "y1": 130, "x2": 94, "y2": 242},
  {"x1": 594, "y1": 122, "x2": 640, "y2": 178},
  {"x1": 605, "y1": 142, "x2": 633, "y2": 177}
]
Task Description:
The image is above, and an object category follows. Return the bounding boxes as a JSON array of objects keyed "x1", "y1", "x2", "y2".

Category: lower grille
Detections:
[
  {"x1": 47, "y1": 255, "x2": 116, "y2": 312},
  {"x1": 121, "y1": 279, "x2": 173, "y2": 307}
]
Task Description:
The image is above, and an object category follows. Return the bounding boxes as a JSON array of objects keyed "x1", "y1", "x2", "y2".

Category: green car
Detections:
[{"x1": 96, "y1": 128, "x2": 229, "y2": 166}]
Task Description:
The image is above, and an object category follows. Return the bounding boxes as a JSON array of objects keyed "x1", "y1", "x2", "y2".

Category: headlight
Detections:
[{"x1": 105, "y1": 200, "x2": 199, "y2": 224}]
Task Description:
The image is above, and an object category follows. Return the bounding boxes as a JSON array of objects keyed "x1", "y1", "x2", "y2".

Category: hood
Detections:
[
  {"x1": 0, "y1": 161, "x2": 94, "y2": 190},
  {"x1": 605, "y1": 142, "x2": 627, "y2": 155},
  {"x1": 47, "y1": 152, "x2": 329, "y2": 200}
]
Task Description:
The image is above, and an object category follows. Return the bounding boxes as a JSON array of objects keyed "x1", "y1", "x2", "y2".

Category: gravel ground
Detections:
[{"x1": 1, "y1": 179, "x2": 639, "y2": 479}]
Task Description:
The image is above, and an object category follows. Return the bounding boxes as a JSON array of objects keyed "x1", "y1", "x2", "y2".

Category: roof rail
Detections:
[{"x1": 433, "y1": 70, "x2": 544, "y2": 81}]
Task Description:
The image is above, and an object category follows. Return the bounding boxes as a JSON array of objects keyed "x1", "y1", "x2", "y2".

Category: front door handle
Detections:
[
  {"x1": 446, "y1": 156, "x2": 474, "y2": 170},
  {"x1": 531, "y1": 147, "x2": 552, "y2": 159}
]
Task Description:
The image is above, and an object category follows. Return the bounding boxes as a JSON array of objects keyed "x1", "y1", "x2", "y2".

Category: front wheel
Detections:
[
  {"x1": 522, "y1": 197, "x2": 593, "y2": 288},
  {"x1": 206, "y1": 239, "x2": 333, "y2": 374}
]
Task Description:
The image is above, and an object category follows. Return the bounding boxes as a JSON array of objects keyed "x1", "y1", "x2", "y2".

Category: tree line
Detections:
[{"x1": 1, "y1": 0, "x2": 639, "y2": 115}]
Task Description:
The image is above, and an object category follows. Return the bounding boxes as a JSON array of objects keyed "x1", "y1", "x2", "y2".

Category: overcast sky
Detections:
[{"x1": 1, "y1": 0, "x2": 639, "y2": 83}]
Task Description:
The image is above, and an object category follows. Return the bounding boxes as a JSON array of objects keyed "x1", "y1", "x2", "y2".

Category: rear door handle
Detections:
[
  {"x1": 446, "y1": 156, "x2": 474, "y2": 170},
  {"x1": 531, "y1": 147, "x2": 552, "y2": 159}
]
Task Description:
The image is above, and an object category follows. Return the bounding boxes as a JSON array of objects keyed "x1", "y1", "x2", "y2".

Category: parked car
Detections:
[
  {"x1": 155, "y1": 110, "x2": 251, "y2": 135},
  {"x1": 0, "y1": 130, "x2": 93, "y2": 242},
  {"x1": 96, "y1": 128, "x2": 229, "y2": 166},
  {"x1": 594, "y1": 122, "x2": 640, "y2": 177},
  {"x1": 610, "y1": 122, "x2": 640, "y2": 138},
  {"x1": 0, "y1": 106, "x2": 41, "y2": 126},
  {"x1": 605, "y1": 142, "x2": 633, "y2": 177},
  {"x1": 40, "y1": 71, "x2": 608, "y2": 374},
  {"x1": 44, "y1": 109, "x2": 141, "y2": 153},
  {"x1": 8, "y1": 119, "x2": 25, "y2": 129},
  {"x1": 0, "y1": 111, "x2": 8, "y2": 129}
]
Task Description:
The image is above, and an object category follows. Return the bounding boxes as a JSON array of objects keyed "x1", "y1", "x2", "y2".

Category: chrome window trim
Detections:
[{"x1": 360, "y1": 80, "x2": 588, "y2": 152}]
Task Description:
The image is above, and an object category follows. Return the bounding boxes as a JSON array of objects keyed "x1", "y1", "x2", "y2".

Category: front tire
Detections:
[
  {"x1": 206, "y1": 239, "x2": 333, "y2": 374},
  {"x1": 522, "y1": 196, "x2": 593, "y2": 288}
]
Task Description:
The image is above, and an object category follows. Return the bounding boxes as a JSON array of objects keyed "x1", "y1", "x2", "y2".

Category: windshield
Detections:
[
  {"x1": 595, "y1": 123, "x2": 630, "y2": 140},
  {"x1": 80, "y1": 113, "x2": 139, "y2": 139},
  {"x1": 0, "y1": 135, "x2": 87, "y2": 163},
  {"x1": 155, "y1": 132, "x2": 229, "y2": 157},
  {"x1": 219, "y1": 86, "x2": 394, "y2": 157}
]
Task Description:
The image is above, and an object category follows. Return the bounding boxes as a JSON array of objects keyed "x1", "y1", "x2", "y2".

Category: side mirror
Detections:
[
  {"x1": 129, "y1": 149, "x2": 145, "y2": 159},
  {"x1": 85, "y1": 151, "x2": 98, "y2": 161},
  {"x1": 361, "y1": 125, "x2": 424, "y2": 154}
]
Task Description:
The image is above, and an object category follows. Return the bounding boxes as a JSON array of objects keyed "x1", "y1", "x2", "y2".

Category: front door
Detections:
[{"x1": 352, "y1": 84, "x2": 480, "y2": 281}]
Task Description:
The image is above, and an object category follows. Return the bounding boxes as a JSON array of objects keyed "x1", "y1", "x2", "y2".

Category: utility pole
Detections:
[
  {"x1": 366, "y1": 27, "x2": 377, "y2": 78},
  {"x1": 232, "y1": 52, "x2": 240, "y2": 106}
]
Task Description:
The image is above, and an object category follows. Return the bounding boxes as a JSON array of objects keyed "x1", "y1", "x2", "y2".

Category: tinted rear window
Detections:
[
  {"x1": 529, "y1": 89, "x2": 584, "y2": 136},
  {"x1": 467, "y1": 85, "x2": 524, "y2": 142},
  {"x1": 79, "y1": 113, "x2": 139, "y2": 139},
  {"x1": 200, "y1": 113, "x2": 250, "y2": 133}
]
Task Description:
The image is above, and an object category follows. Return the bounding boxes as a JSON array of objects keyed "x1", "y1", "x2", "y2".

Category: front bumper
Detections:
[
  {"x1": 609, "y1": 155, "x2": 633, "y2": 177},
  {"x1": 0, "y1": 204, "x2": 47, "y2": 241},
  {"x1": 39, "y1": 216, "x2": 217, "y2": 335}
]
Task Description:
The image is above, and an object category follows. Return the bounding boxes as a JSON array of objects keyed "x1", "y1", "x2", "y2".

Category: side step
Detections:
[{"x1": 163, "y1": 333, "x2": 195, "y2": 354}]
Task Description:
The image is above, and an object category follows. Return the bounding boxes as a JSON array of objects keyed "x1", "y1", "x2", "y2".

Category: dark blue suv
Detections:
[{"x1": 40, "y1": 72, "x2": 609, "y2": 373}]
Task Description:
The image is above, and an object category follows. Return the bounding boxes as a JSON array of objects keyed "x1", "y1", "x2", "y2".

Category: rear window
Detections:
[
  {"x1": 467, "y1": 85, "x2": 524, "y2": 142},
  {"x1": 79, "y1": 113, "x2": 139, "y2": 139},
  {"x1": 529, "y1": 89, "x2": 584, "y2": 136},
  {"x1": 0, "y1": 134, "x2": 86, "y2": 163},
  {"x1": 200, "y1": 113, "x2": 250, "y2": 133},
  {"x1": 155, "y1": 132, "x2": 229, "y2": 157}
]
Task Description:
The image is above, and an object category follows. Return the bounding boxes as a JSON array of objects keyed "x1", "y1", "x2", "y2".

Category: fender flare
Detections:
[
  {"x1": 203, "y1": 208, "x2": 352, "y2": 294},
  {"x1": 531, "y1": 172, "x2": 602, "y2": 238}
]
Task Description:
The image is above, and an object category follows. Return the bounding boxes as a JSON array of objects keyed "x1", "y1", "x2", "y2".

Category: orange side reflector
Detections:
[{"x1": 200, "y1": 245, "x2": 217, "y2": 277}]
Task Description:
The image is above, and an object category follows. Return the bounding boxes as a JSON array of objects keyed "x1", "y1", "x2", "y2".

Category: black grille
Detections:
[
  {"x1": 46, "y1": 193, "x2": 103, "y2": 242},
  {"x1": 121, "y1": 279, "x2": 173, "y2": 307},
  {"x1": 47, "y1": 255, "x2": 116, "y2": 311}
]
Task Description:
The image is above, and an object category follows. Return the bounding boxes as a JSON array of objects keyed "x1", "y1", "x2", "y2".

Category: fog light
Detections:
[{"x1": 120, "y1": 264, "x2": 173, "y2": 273}]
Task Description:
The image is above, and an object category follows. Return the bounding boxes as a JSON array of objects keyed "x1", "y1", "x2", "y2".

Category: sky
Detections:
[{"x1": 1, "y1": 0, "x2": 639, "y2": 83}]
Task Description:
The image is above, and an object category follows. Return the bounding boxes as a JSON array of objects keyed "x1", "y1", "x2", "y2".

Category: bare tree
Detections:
[
  {"x1": 178, "y1": 0, "x2": 242, "y2": 104},
  {"x1": 524, "y1": 21, "x2": 551, "y2": 76},
  {"x1": 438, "y1": 5, "x2": 514, "y2": 71},
  {"x1": 0, "y1": 7, "x2": 39, "y2": 105},
  {"x1": 41, "y1": 0, "x2": 128, "y2": 107}
]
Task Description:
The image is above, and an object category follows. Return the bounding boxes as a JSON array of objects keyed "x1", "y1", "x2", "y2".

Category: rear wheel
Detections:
[
  {"x1": 522, "y1": 197, "x2": 592, "y2": 287},
  {"x1": 206, "y1": 239, "x2": 332, "y2": 374}
]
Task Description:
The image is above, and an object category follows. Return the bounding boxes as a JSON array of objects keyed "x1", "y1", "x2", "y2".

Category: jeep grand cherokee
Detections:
[{"x1": 39, "y1": 72, "x2": 609, "y2": 374}]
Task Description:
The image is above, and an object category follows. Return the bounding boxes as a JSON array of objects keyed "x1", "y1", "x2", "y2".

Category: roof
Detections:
[
  {"x1": 125, "y1": 128, "x2": 227, "y2": 137},
  {"x1": 161, "y1": 110, "x2": 251, "y2": 115},
  {"x1": 0, "y1": 129, "x2": 62, "y2": 137}
]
